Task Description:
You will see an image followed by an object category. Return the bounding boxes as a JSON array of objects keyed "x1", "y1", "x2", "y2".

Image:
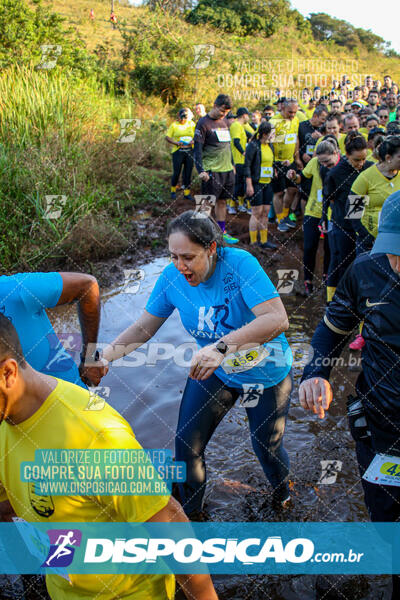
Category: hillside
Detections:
[{"x1": 38, "y1": 0, "x2": 400, "y2": 108}]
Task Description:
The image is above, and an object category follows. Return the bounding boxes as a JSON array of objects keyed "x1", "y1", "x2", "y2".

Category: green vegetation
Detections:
[
  {"x1": 1, "y1": 0, "x2": 400, "y2": 271},
  {"x1": 187, "y1": 0, "x2": 309, "y2": 37}
]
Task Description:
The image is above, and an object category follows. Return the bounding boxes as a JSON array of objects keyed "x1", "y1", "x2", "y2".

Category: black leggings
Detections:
[
  {"x1": 303, "y1": 215, "x2": 330, "y2": 282},
  {"x1": 171, "y1": 150, "x2": 193, "y2": 188},
  {"x1": 175, "y1": 372, "x2": 292, "y2": 516},
  {"x1": 326, "y1": 224, "x2": 356, "y2": 288}
]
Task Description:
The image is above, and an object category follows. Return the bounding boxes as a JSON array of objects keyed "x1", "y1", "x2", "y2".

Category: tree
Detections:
[
  {"x1": 308, "y1": 12, "x2": 390, "y2": 54},
  {"x1": 186, "y1": 0, "x2": 299, "y2": 36}
]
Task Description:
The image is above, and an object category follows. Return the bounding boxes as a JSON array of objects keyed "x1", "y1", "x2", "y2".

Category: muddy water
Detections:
[{"x1": 49, "y1": 255, "x2": 390, "y2": 599}]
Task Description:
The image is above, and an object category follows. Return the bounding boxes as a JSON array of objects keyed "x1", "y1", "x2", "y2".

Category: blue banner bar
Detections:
[{"x1": 1, "y1": 522, "x2": 400, "y2": 575}]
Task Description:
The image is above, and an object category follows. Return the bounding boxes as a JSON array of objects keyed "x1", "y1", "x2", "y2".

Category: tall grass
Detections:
[{"x1": 0, "y1": 66, "x2": 171, "y2": 272}]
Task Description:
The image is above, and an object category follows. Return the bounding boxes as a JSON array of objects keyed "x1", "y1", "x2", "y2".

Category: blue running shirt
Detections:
[
  {"x1": 0, "y1": 272, "x2": 84, "y2": 387},
  {"x1": 146, "y1": 248, "x2": 292, "y2": 388}
]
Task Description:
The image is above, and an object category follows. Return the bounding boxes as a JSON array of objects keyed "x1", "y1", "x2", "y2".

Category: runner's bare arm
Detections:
[
  {"x1": 219, "y1": 297, "x2": 289, "y2": 352},
  {"x1": 102, "y1": 310, "x2": 168, "y2": 362},
  {"x1": 57, "y1": 273, "x2": 101, "y2": 354},
  {"x1": 57, "y1": 273, "x2": 103, "y2": 385},
  {"x1": 0, "y1": 500, "x2": 16, "y2": 522},
  {"x1": 148, "y1": 496, "x2": 218, "y2": 600}
]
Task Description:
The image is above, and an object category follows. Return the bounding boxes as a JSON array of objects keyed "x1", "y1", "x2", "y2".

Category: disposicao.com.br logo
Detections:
[{"x1": 83, "y1": 536, "x2": 362, "y2": 566}]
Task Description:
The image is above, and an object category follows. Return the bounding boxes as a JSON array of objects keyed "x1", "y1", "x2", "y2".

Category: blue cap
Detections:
[{"x1": 371, "y1": 191, "x2": 400, "y2": 256}]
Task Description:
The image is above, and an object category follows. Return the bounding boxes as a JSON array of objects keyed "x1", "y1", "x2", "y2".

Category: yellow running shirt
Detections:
[
  {"x1": 230, "y1": 120, "x2": 247, "y2": 165},
  {"x1": 259, "y1": 143, "x2": 274, "y2": 184},
  {"x1": 351, "y1": 164, "x2": 400, "y2": 237},
  {"x1": 303, "y1": 156, "x2": 324, "y2": 219},
  {"x1": 166, "y1": 120, "x2": 195, "y2": 153},
  {"x1": 0, "y1": 378, "x2": 174, "y2": 600},
  {"x1": 270, "y1": 114, "x2": 299, "y2": 162}
]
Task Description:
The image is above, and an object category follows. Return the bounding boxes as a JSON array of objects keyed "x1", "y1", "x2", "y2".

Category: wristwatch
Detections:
[{"x1": 215, "y1": 340, "x2": 229, "y2": 355}]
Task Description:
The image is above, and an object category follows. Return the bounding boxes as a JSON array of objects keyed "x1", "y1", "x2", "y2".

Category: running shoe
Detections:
[
  {"x1": 223, "y1": 233, "x2": 239, "y2": 244},
  {"x1": 277, "y1": 221, "x2": 290, "y2": 232},
  {"x1": 170, "y1": 192, "x2": 176, "y2": 200},
  {"x1": 272, "y1": 486, "x2": 292, "y2": 511},
  {"x1": 227, "y1": 205, "x2": 237, "y2": 215},
  {"x1": 258, "y1": 241, "x2": 277, "y2": 250},
  {"x1": 349, "y1": 334, "x2": 365, "y2": 351},
  {"x1": 281, "y1": 215, "x2": 296, "y2": 229},
  {"x1": 238, "y1": 204, "x2": 247, "y2": 213},
  {"x1": 185, "y1": 194, "x2": 194, "y2": 202},
  {"x1": 304, "y1": 281, "x2": 313, "y2": 296},
  {"x1": 246, "y1": 208, "x2": 252, "y2": 215}
]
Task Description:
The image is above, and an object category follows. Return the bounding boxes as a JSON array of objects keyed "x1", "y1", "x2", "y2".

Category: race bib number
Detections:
[
  {"x1": 221, "y1": 345, "x2": 269, "y2": 374},
  {"x1": 179, "y1": 136, "x2": 192, "y2": 144},
  {"x1": 306, "y1": 144, "x2": 315, "y2": 155},
  {"x1": 215, "y1": 128, "x2": 231, "y2": 142},
  {"x1": 363, "y1": 453, "x2": 400, "y2": 487},
  {"x1": 317, "y1": 189, "x2": 323, "y2": 202},
  {"x1": 285, "y1": 133, "x2": 297, "y2": 144},
  {"x1": 260, "y1": 166, "x2": 273, "y2": 178}
]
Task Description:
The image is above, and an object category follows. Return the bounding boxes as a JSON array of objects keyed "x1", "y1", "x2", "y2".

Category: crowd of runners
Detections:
[{"x1": 0, "y1": 73, "x2": 400, "y2": 599}]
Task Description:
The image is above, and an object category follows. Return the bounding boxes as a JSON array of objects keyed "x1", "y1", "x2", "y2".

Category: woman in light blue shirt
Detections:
[{"x1": 103, "y1": 211, "x2": 293, "y2": 518}]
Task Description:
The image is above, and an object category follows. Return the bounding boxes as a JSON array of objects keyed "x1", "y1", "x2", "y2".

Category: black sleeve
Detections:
[
  {"x1": 245, "y1": 129, "x2": 253, "y2": 140},
  {"x1": 301, "y1": 320, "x2": 350, "y2": 381},
  {"x1": 324, "y1": 262, "x2": 362, "y2": 334},
  {"x1": 302, "y1": 261, "x2": 362, "y2": 382},
  {"x1": 244, "y1": 142, "x2": 257, "y2": 178},
  {"x1": 193, "y1": 122, "x2": 206, "y2": 173},
  {"x1": 193, "y1": 140, "x2": 204, "y2": 174},
  {"x1": 322, "y1": 171, "x2": 334, "y2": 222},
  {"x1": 233, "y1": 138, "x2": 245, "y2": 155}
]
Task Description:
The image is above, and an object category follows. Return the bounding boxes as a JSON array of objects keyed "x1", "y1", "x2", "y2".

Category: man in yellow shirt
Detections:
[
  {"x1": 0, "y1": 315, "x2": 217, "y2": 600},
  {"x1": 229, "y1": 107, "x2": 250, "y2": 214},
  {"x1": 270, "y1": 98, "x2": 302, "y2": 232},
  {"x1": 352, "y1": 87, "x2": 369, "y2": 106}
]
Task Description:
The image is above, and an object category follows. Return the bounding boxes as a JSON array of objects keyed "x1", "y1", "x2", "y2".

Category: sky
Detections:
[
  {"x1": 128, "y1": 0, "x2": 400, "y2": 53},
  {"x1": 279, "y1": 0, "x2": 400, "y2": 53}
]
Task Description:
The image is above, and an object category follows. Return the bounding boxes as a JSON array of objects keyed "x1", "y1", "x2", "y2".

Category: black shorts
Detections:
[
  {"x1": 272, "y1": 161, "x2": 298, "y2": 193},
  {"x1": 201, "y1": 170, "x2": 235, "y2": 201},
  {"x1": 250, "y1": 183, "x2": 273, "y2": 207}
]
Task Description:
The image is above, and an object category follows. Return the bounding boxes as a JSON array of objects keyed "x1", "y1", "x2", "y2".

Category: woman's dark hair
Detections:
[
  {"x1": 178, "y1": 108, "x2": 189, "y2": 120},
  {"x1": 254, "y1": 120, "x2": 272, "y2": 141},
  {"x1": 386, "y1": 121, "x2": 400, "y2": 135},
  {"x1": 378, "y1": 135, "x2": 400, "y2": 161},
  {"x1": 167, "y1": 210, "x2": 225, "y2": 249},
  {"x1": 345, "y1": 132, "x2": 367, "y2": 154}
]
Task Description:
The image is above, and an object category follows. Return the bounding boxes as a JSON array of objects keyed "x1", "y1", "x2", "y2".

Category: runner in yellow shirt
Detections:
[
  {"x1": 315, "y1": 113, "x2": 346, "y2": 155},
  {"x1": 244, "y1": 121, "x2": 277, "y2": 249},
  {"x1": 166, "y1": 108, "x2": 196, "y2": 201},
  {"x1": 270, "y1": 98, "x2": 302, "y2": 232},
  {"x1": 229, "y1": 107, "x2": 250, "y2": 214},
  {"x1": 0, "y1": 315, "x2": 217, "y2": 600},
  {"x1": 351, "y1": 136, "x2": 400, "y2": 253},
  {"x1": 287, "y1": 138, "x2": 340, "y2": 295}
]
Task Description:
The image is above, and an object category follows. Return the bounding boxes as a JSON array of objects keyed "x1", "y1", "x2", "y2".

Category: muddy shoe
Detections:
[{"x1": 272, "y1": 491, "x2": 292, "y2": 512}]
